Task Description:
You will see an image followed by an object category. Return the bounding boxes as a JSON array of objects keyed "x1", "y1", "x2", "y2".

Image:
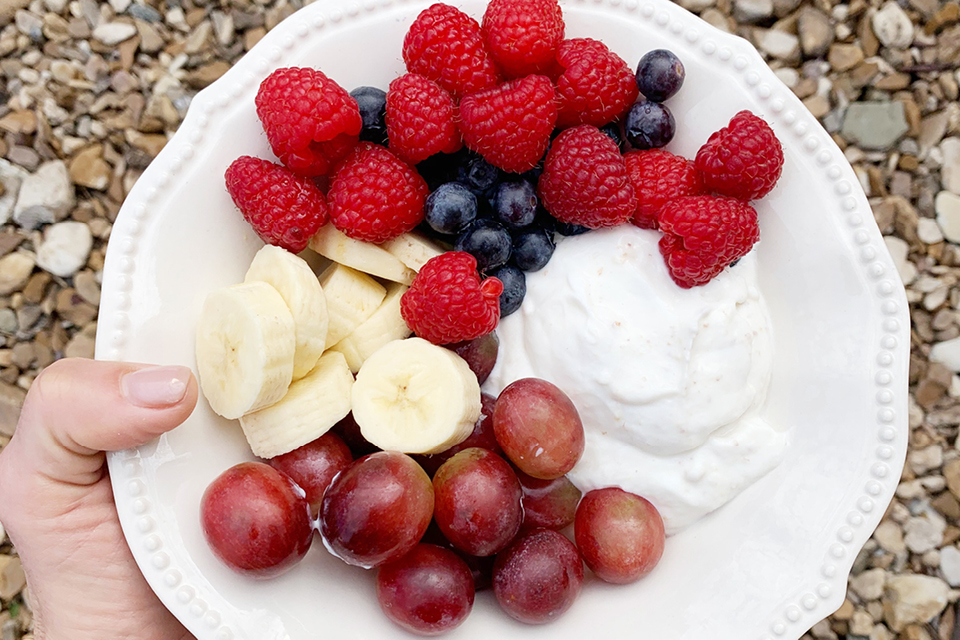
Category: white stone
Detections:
[
  {"x1": 910, "y1": 445, "x2": 944, "y2": 474},
  {"x1": 733, "y1": 0, "x2": 773, "y2": 22},
  {"x1": 755, "y1": 28, "x2": 800, "y2": 60},
  {"x1": 92, "y1": 21, "x2": 137, "y2": 45},
  {"x1": 904, "y1": 514, "x2": 946, "y2": 553},
  {"x1": 940, "y1": 545, "x2": 960, "y2": 586},
  {"x1": 884, "y1": 235, "x2": 917, "y2": 285},
  {"x1": 109, "y1": 0, "x2": 130, "y2": 12},
  {"x1": 883, "y1": 574, "x2": 949, "y2": 631},
  {"x1": 0, "y1": 252, "x2": 35, "y2": 296},
  {"x1": 850, "y1": 610, "x2": 874, "y2": 635},
  {"x1": 931, "y1": 336, "x2": 960, "y2": 372},
  {"x1": 774, "y1": 67, "x2": 799, "y2": 88},
  {"x1": 12, "y1": 160, "x2": 74, "y2": 230},
  {"x1": 896, "y1": 479, "x2": 925, "y2": 500},
  {"x1": 851, "y1": 568, "x2": 888, "y2": 600},
  {"x1": 872, "y1": 3, "x2": 915, "y2": 48},
  {"x1": 937, "y1": 191, "x2": 960, "y2": 243},
  {"x1": 918, "y1": 217, "x2": 945, "y2": 244},
  {"x1": 36, "y1": 221, "x2": 92, "y2": 277},
  {"x1": 942, "y1": 137, "x2": 960, "y2": 196},
  {"x1": 873, "y1": 520, "x2": 906, "y2": 553},
  {"x1": 0, "y1": 158, "x2": 28, "y2": 225}
]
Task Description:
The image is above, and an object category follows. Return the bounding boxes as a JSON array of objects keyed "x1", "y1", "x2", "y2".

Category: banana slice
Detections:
[
  {"x1": 309, "y1": 224, "x2": 416, "y2": 285},
  {"x1": 381, "y1": 232, "x2": 445, "y2": 272},
  {"x1": 328, "y1": 283, "x2": 412, "y2": 373},
  {"x1": 239, "y1": 351, "x2": 354, "y2": 458},
  {"x1": 245, "y1": 245, "x2": 328, "y2": 380},
  {"x1": 352, "y1": 337, "x2": 481, "y2": 454},
  {"x1": 195, "y1": 281, "x2": 295, "y2": 420},
  {"x1": 319, "y1": 263, "x2": 387, "y2": 349}
]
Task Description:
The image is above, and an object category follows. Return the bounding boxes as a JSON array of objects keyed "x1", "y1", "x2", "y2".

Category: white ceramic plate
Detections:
[{"x1": 96, "y1": 1, "x2": 910, "y2": 638}]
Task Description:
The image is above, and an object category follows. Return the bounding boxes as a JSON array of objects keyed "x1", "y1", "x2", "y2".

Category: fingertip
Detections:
[{"x1": 120, "y1": 365, "x2": 195, "y2": 409}]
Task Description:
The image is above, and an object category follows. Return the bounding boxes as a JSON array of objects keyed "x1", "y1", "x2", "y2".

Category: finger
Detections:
[{"x1": 6, "y1": 358, "x2": 198, "y2": 487}]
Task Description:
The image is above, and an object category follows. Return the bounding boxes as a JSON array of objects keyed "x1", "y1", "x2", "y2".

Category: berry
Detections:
[
  {"x1": 538, "y1": 125, "x2": 635, "y2": 229},
  {"x1": 350, "y1": 86, "x2": 388, "y2": 145},
  {"x1": 224, "y1": 156, "x2": 329, "y2": 253},
  {"x1": 400, "y1": 252, "x2": 503, "y2": 345},
  {"x1": 386, "y1": 73, "x2": 462, "y2": 166},
  {"x1": 416, "y1": 148, "x2": 467, "y2": 192},
  {"x1": 600, "y1": 122, "x2": 624, "y2": 150},
  {"x1": 425, "y1": 182, "x2": 478, "y2": 235},
  {"x1": 455, "y1": 219, "x2": 513, "y2": 272},
  {"x1": 255, "y1": 67, "x2": 362, "y2": 176},
  {"x1": 695, "y1": 110, "x2": 784, "y2": 201},
  {"x1": 554, "y1": 38, "x2": 639, "y2": 128},
  {"x1": 403, "y1": 3, "x2": 500, "y2": 99},
  {"x1": 493, "y1": 181, "x2": 538, "y2": 229},
  {"x1": 457, "y1": 153, "x2": 501, "y2": 197},
  {"x1": 624, "y1": 100, "x2": 676, "y2": 150},
  {"x1": 481, "y1": 0, "x2": 565, "y2": 78},
  {"x1": 328, "y1": 142, "x2": 429, "y2": 244},
  {"x1": 512, "y1": 228, "x2": 554, "y2": 271},
  {"x1": 658, "y1": 195, "x2": 760, "y2": 288},
  {"x1": 624, "y1": 149, "x2": 701, "y2": 229},
  {"x1": 635, "y1": 49, "x2": 685, "y2": 102},
  {"x1": 489, "y1": 264, "x2": 525, "y2": 316},
  {"x1": 459, "y1": 75, "x2": 557, "y2": 174}
]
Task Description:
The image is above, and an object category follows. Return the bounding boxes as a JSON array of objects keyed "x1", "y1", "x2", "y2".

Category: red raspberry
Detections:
[
  {"x1": 386, "y1": 73, "x2": 462, "y2": 166},
  {"x1": 224, "y1": 156, "x2": 329, "y2": 253},
  {"x1": 694, "y1": 110, "x2": 784, "y2": 201},
  {"x1": 403, "y1": 3, "x2": 501, "y2": 100},
  {"x1": 255, "y1": 67, "x2": 362, "y2": 177},
  {"x1": 658, "y1": 195, "x2": 759, "y2": 288},
  {"x1": 459, "y1": 75, "x2": 557, "y2": 173},
  {"x1": 327, "y1": 143, "x2": 429, "y2": 244},
  {"x1": 624, "y1": 149, "x2": 701, "y2": 229},
  {"x1": 481, "y1": 0, "x2": 564, "y2": 78},
  {"x1": 400, "y1": 252, "x2": 503, "y2": 345},
  {"x1": 554, "y1": 38, "x2": 639, "y2": 128},
  {"x1": 538, "y1": 125, "x2": 635, "y2": 229}
]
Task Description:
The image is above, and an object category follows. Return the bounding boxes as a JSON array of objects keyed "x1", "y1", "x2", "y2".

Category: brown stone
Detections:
[
  {"x1": 916, "y1": 377, "x2": 946, "y2": 408},
  {"x1": 860, "y1": 13, "x2": 881, "y2": 56},
  {"x1": 932, "y1": 492, "x2": 960, "y2": 519},
  {"x1": 0, "y1": 380, "x2": 24, "y2": 437},
  {"x1": 125, "y1": 130, "x2": 167, "y2": 158},
  {"x1": 0, "y1": 109, "x2": 36, "y2": 135},
  {"x1": 834, "y1": 599, "x2": 855, "y2": 620},
  {"x1": 829, "y1": 43, "x2": 865, "y2": 71},
  {"x1": 0, "y1": 555, "x2": 25, "y2": 600},
  {"x1": 185, "y1": 60, "x2": 230, "y2": 89},
  {"x1": 851, "y1": 61, "x2": 881, "y2": 89},
  {"x1": 0, "y1": 231, "x2": 24, "y2": 258},
  {"x1": 55, "y1": 288, "x2": 97, "y2": 327},
  {"x1": 925, "y1": 1, "x2": 959, "y2": 34},
  {"x1": 875, "y1": 73, "x2": 913, "y2": 91},
  {"x1": 899, "y1": 97, "x2": 922, "y2": 137},
  {"x1": 899, "y1": 154, "x2": 920, "y2": 171},
  {"x1": 945, "y1": 458, "x2": 960, "y2": 500},
  {"x1": 73, "y1": 270, "x2": 99, "y2": 306},
  {"x1": 68, "y1": 145, "x2": 111, "y2": 190},
  {"x1": 21, "y1": 272, "x2": 49, "y2": 305},
  {"x1": 244, "y1": 26, "x2": 265, "y2": 51},
  {"x1": 803, "y1": 94, "x2": 831, "y2": 118}
]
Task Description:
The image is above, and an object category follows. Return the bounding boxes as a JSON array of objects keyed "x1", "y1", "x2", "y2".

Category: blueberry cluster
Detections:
[{"x1": 622, "y1": 49, "x2": 684, "y2": 151}]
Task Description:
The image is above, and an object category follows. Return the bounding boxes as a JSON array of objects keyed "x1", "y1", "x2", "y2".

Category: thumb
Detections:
[{"x1": 4, "y1": 358, "x2": 198, "y2": 488}]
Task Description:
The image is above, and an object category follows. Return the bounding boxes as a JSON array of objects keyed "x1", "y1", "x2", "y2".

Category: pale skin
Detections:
[{"x1": 0, "y1": 358, "x2": 199, "y2": 640}]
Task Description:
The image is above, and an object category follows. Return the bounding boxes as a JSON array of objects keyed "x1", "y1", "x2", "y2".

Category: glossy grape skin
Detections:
[
  {"x1": 200, "y1": 462, "x2": 313, "y2": 578},
  {"x1": 415, "y1": 393, "x2": 500, "y2": 476},
  {"x1": 493, "y1": 378, "x2": 585, "y2": 479},
  {"x1": 516, "y1": 470, "x2": 582, "y2": 531},
  {"x1": 319, "y1": 451, "x2": 434, "y2": 568},
  {"x1": 420, "y1": 520, "x2": 496, "y2": 591},
  {"x1": 574, "y1": 487, "x2": 665, "y2": 584},
  {"x1": 267, "y1": 432, "x2": 353, "y2": 519},
  {"x1": 493, "y1": 529, "x2": 584, "y2": 624},
  {"x1": 376, "y1": 544, "x2": 475, "y2": 636},
  {"x1": 433, "y1": 448, "x2": 523, "y2": 557},
  {"x1": 446, "y1": 332, "x2": 499, "y2": 385}
]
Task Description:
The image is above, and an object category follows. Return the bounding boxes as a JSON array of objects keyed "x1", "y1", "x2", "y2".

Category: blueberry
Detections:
[
  {"x1": 417, "y1": 149, "x2": 467, "y2": 192},
  {"x1": 489, "y1": 265, "x2": 525, "y2": 317},
  {"x1": 512, "y1": 228, "x2": 555, "y2": 272},
  {"x1": 425, "y1": 183, "x2": 478, "y2": 235},
  {"x1": 494, "y1": 181, "x2": 538, "y2": 229},
  {"x1": 624, "y1": 101, "x2": 676, "y2": 150},
  {"x1": 599, "y1": 122, "x2": 624, "y2": 150},
  {"x1": 635, "y1": 49, "x2": 685, "y2": 103},
  {"x1": 455, "y1": 219, "x2": 512, "y2": 272},
  {"x1": 457, "y1": 153, "x2": 500, "y2": 197},
  {"x1": 350, "y1": 86, "x2": 388, "y2": 145},
  {"x1": 552, "y1": 219, "x2": 591, "y2": 236}
]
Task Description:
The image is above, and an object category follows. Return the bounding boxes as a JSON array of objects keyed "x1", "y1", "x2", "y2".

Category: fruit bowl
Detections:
[{"x1": 96, "y1": 0, "x2": 910, "y2": 638}]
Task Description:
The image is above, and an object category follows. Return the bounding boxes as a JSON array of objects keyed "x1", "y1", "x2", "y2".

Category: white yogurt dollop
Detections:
[{"x1": 484, "y1": 226, "x2": 787, "y2": 535}]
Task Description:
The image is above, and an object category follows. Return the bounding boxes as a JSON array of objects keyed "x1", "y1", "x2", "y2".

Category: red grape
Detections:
[
  {"x1": 320, "y1": 451, "x2": 434, "y2": 568},
  {"x1": 415, "y1": 393, "x2": 500, "y2": 476},
  {"x1": 493, "y1": 529, "x2": 584, "y2": 624},
  {"x1": 376, "y1": 544, "x2": 475, "y2": 636},
  {"x1": 517, "y1": 470, "x2": 582, "y2": 531},
  {"x1": 433, "y1": 448, "x2": 522, "y2": 557},
  {"x1": 493, "y1": 378, "x2": 584, "y2": 479},
  {"x1": 200, "y1": 462, "x2": 313, "y2": 578},
  {"x1": 331, "y1": 412, "x2": 380, "y2": 458},
  {"x1": 267, "y1": 432, "x2": 353, "y2": 519},
  {"x1": 446, "y1": 331, "x2": 499, "y2": 384},
  {"x1": 574, "y1": 487, "x2": 665, "y2": 584}
]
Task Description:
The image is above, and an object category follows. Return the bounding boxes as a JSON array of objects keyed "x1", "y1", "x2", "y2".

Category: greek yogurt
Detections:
[{"x1": 484, "y1": 225, "x2": 787, "y2": 534}]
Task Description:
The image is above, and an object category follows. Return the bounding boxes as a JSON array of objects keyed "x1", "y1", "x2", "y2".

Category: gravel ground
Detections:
[{"x1": 0, "y1": 0, "x2": 956, "y2": 637}]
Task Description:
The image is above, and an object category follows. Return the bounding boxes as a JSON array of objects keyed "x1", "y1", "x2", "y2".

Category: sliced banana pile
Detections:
[{"x1": 195, "y1": 227, "x2": 482, "y2": 460}]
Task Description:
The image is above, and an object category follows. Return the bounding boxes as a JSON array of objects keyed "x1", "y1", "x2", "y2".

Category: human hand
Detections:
[{"x1": 0, "y1": 358, "x2": 199, "y2": 640}]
